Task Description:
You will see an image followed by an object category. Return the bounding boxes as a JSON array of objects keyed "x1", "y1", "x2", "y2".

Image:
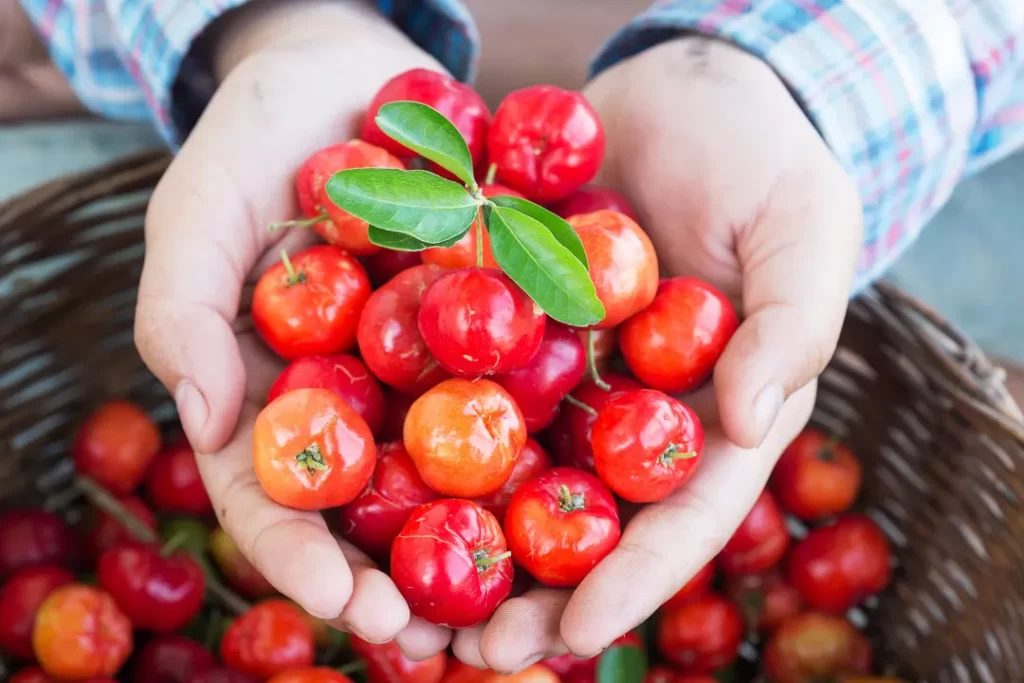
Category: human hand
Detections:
[
  {"x1": 444, "y1": 36, "x2": 863, "y2": 670},
  {"x1": 134, "y1": 0, "x2": 447, "y2": 642}
]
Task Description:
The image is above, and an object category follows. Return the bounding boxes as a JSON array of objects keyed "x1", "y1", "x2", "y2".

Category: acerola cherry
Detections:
[
  {"x1": 268, "y1": 354, "x2": 386, "y2": 437},
  {"x1": 208, "y1": 527, "x2": 276, "y2": 598},
  {"x1": 32, "y1": 584, "x2": 132, "y2": 680},
  {"x1": 357, "y1": 264, "x2": 451, "y2": 395},
  {"x1": 252, "y1": 388, "x2": 376, "y2": 510},
  {"x1": 771, "y1": 429, "x2": 862, "y2": 521},
  {"x1": 763, "y1": 613, "x2": 872, "y2": 683},
  {"x1": 0, "y1": 565, "x2": 74, "y2": 659},
  {"x1": 268, "y1": 669, "x2": 353, "y2": 683},
  {"x1": 0, "y1": 509, "x2": 76, "y2": 578},
  {"x1": 337, "y1": 442, "x2": 439, "y2": 559},
  {"x1": 724, "y1": 570, "x2": 803, "y2": 635},
  {"x1": 504, "y1": 467, "x2": 620, "y2": 587},
  {"x1": 146, "y1": 441, "x2": 212, "y2": 516},
  {"x1": 418, "y1": 268, "x2": 546, "y2": 378},
  {"x1": 422, "y1": 183, "x2": 524, "y2": 270},
  {"x1": 657, "y1": 595, "x2": 743, "y2": 675},
  {"x1": 441, "y1": 661, "x2": 487, "y2": 683},
  {"x1": 361, "y1": 249, "x2": 422, "y2": 288},
  {"x1": 567, "y1": 210, "x2": 658, "y2": 329},
  {"x1": 487, "y1": 85, "x2": 604, "y2": 203},
  {"x1": 549, "y1": 185, "x2": 637, "y2": 222},
  {"x1": 289, "y1": 140, "x2": 405, "y2": 255},
  {"x1": 131, "y1": 635, "x2": 217, "y2": 683},
  {"x1": 620, "y1": 277, "x2": 739, "y2": 394},
  {"x1": 391, "y1": 499, "x2": 513, "y2": 628},
  {"x1": 187, "y1": 668, "x2": 261, "y2": 683},
  {"x1": 591, "y1": 389, "x2": 704, "y2": 503},
  {"x1": 252, "y1": 245, "x2": 371, "y2": 361},
  {"x1": 83, "y1": 496, "x2": 157, "y2": 560},
  {"x1": 548, "y1": 374, "x2": 642, "y2": 473},
  {"x1": 492, "y1": 321, "x2": 586, "y2": 433},
  {"x1": 9, "y1": 668, "x2": 54, "y2": 683},
  {"x1": 350, "y1": 634, "x2": 447, "y2": 683},
  {"x1": 404, "y1": 378, "x2": 526, "y2": 498},
  {"x1": 72, "y1": 400, "x2": 161, "y2": 495},
  {"x1": 474, "y1": 438, "x2": 552, "y2": 523},
  {"x1": 663, "y1": 562, "x2": 716, "y2": 611},
  {"x1": 220, "y1": 600, "x2": 316, "y2": 679},
  {"x1": 482, "y1": 665, "x2": 560, "y2": 683},
  {"x1": 718, "y1": 490, "x2": 789, "y2": 576}
]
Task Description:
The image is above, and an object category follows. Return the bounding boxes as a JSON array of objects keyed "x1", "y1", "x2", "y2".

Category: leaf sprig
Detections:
[{"x1": 324, "y1": 101, "x2": 605, "y2": 328}]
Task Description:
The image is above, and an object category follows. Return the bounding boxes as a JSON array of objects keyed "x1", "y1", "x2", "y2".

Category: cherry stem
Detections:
[
  {"x1": 160, "y1": 529, "x2": 189, "y2": 557},
  {"x1": 337, "y1": 660, "x2": 367, "y2": 676},
  {"x1": 586, "y1": 330, "x2": 611, "y2": 391},
  {"x1": 474, "y1": 549, "x2": 512, "y2": 572},
  {"x1": 295, "y1": 443, "x2": 328, "y2": 476},
  {"x1": 558, "y1": 484, "x2": 586, "y2": 513},
  {"x1": 280, "y1": 249, "x2": 306, "y2": 286},
  {"x1": 563, "y1": 393, "x2": 598, "y2": 418},
  {"x1": 476, "y1": 222, "x2": 485, "y2": 268},
  {"x1": 659, "y1": 443, "x2": 697, "y2": 465},
  {"x1": 268, "y1": 212, "x2": 328, "y2": 232},
  {"x1": 818, "y1": 434, "x2": 842, "y2": 462},
  {"x1": 484, "y1": 162, "x2": 498, "y2": 185}
]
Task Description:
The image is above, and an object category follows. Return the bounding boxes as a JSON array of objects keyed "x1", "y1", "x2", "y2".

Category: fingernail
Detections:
[
  {"x1": 752, "y1": 383, "x2": 783, "y2": 446},
  {"x1": 175, "y1": 381, "x2": 208, "y2": 446}
]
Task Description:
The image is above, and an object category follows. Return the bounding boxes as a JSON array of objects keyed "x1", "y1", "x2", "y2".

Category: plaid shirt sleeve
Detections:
[
  {"x1": 17, "y1": 0, "x2": 478, "y2": 146},
  {"x1": 591, "y1": 1, "x2": 1024, "y2": 292}
]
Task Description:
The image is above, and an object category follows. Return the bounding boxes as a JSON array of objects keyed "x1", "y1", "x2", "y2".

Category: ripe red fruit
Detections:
[
  {"x1": 549, "y1": 185, "x2": 637, "y2": 222},
  {"x1": 505, "y1": 467, "x2": 620, "y2": 587},
  {"x1": 220, "y1": 600, "x2": 316, "y2": 679},
  {"x1": 492, "y1": 321, "x2": 587, "y2": 433},
  {"x1": 361, "y1": 68, "x2": 491, "y2": 177},
  {"x1": 657, "y1": 595, "x2": 743, "y2": 675},
  {"x1": 146, "y1": 441, "x2": 212, "y2": 515},
  {"x1": 338, "y1": 442, "x2": 440, "y2": 559},
  {"x1": 487, "y1": 85, "x2": 604, "y2": 203},
  {"x1": 422, "y1": 183, "x2": 525, "y2": 269},
  {"x1": 724, "y1": 571, "x2": 803, "y2": 636},
  {"x1": 268, "y1": 354, "x2": 386, "y2": 437},
  {"x1": 763, "y1": 612, "x2": 872, "y2": 683},
  {"x1": 787, "y1": 514, "x2": 892, "y2": 613},
  {"x1": 591, "y1": 389, "x2": 704, "y2": 503},
  {"x1": 268, "y1": 669, "x2": 354, "y2": 683},
  {"x1": 620, "y1": 277, "x2": 738, "y2": 394},
  {"x1": 292, "y1": 140, "x2": 405, "y2": 255},
  {"x1": 72, "y1": 400, "x2": 161, "y2": 495},
  {"x1": 771, "y1": 429, "x2": 863, "y2": 521},
  {"x1": 0, "y1": 509, "x2": 76, "y2": 579},
  {"x1": 131, "y1": 635, "x2": 217, "y2": 683},
  {"x1": 357, "y1": 263, "x2": 452, "y2": 395},
  {"x1": 474, "y1": 438, "x2": 552, "y2": 523},
  {"x1": 418, "y1": 268, "x2": 546, "y2": 377},
  {"x1": 391, "y1": 499, "x2": 513, "y2": 628},
  {"x1": 186, "y1": 668, "x2": 261, "y2": 683},
  {"x1": 32, "y1": 584, "x2": 132, "y2": 680},
  {"x1": 83, "y1": 496, "x2": 157, "y2": 559},
  {"x1": 482, "y1": 666, "x2": 559, "y2": 683},
  {"x1": 208, "y1": 527, "x2": 276, "y2": 598},
  {"x1": 404, "y1": 378, "x2": 526, "y2": 498},
  {"x1": 718, "y1": 490, "x2": 789, "y2": 576},
  {"x1": 0, "y1": 565, "x2": 74, "y2": 659},
  {"x1": 548, "y1": 374, "x2": 642, "y2": 473},
  {"x1": 253, "y1": 388, "x2": 376, "y2": 510},
  {"x1": 350, "y1": 634, "x2": 447, "y2": 683},
  {"x1": 663, "y1": 562, "x2": 716, "y2": 611},
  {"x1": 361, "y1": 249, "x2": 423, "y2": 288},
  {"x1": 252, "y1": 245, "x2": 371, "y2": 361},
  {"x1": 567, "y1": 210, "x2": 658, "y2": 329}
]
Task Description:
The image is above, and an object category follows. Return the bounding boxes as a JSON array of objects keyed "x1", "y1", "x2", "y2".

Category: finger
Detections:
[
  {"x1": 0, "y1": 65, "x2": 84, "y2": 121},
  {"x1": 559, "y1": 382, "x2": 816, "y2": 657},
  {"x1": 451, "y1": 625, "x2": 489, "y2": 670},
  {"x1": 0, "y1": 0, "x2": 47, "y2": 65},
  {"x1": 329, "y1": 537, "x2": 410, "y2": 642},
  {"x1": 396, "y1": 617, "x2": 452, "y2": 661},
  {"x1": 478, "y1": 589, "x2": 571, "y2": 673}
]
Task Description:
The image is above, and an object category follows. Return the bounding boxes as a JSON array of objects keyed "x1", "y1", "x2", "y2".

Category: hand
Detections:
[
  {"x1": 134, "y1": 0, "x2": 445, "y2": 642},
  {"x1": 443, "y1": 37, "x2": 863, "y2": 671}
]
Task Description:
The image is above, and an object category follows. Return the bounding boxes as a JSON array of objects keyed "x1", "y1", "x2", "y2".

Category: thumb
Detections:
[{"x1": 714, "y1": 160, "x2": 863, "y2": 449}]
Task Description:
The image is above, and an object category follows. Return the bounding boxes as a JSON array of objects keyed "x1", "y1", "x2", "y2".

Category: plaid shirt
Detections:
[{"x1": 19, "y1": 0, "x2": 1024, "y2": 289}]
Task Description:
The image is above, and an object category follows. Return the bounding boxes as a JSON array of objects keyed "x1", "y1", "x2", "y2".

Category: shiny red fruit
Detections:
[
  {"x1": 418, "y1": 268, "x2": 546, "y2": 377},
  {"x1": 549, "y1": 185, "x2": 637, "y2": 221},
  {"x1": 657, "y1": 595, "x2": 743, "y2": 675},
  {"x1": 787, "y1": 514, "x2": 892, "y2": 613},
  {"x1": 771, "y1": 429, "x2": 863, "y2": 522},
  {"x1": 72, "y1": 400, "x2": 161, "y2": 495},
  {"x1": 220, "y1": 600, "x2": 316, "y2": 679},
  {"x1": 391, "y1": 499, "x2": 513, "y2": 628},
  {"x1": 763, "y1": 612, "x2": 872, "y2": 683},
  {"x1": 146, "y1": 440, "x2": 212, "y2": 515},
  {"x1": 505, "y1": 467, "x2": 620, "y2": 587},
  {"x1": 474, "y1": 439, "x2": 552, "y2": 523},
  {"x1": 252, "y1": 245, "x2": 371, "y2": 360},
  {"x1": 548, "y1": 374, "x2": 642, "y2": 473},
  {"x1": 338, "y1": 442, "x2": 439, "y2": 559},
  {"x1": 620, "y1": 277, "x2": 738, "y2": 394},
  {"x1": 663, "y1": 562, "x2": 716, "y2": 611},
  {"x1": 0, "y1": 509, "x2": 76, "y2": 579},
  {"x1": 83, "y1": 496, "x2": 157, "y2": 559},
  {"x1": 492, "y1": 321, "x2": 586, "y2": 433},
  {"x1": 357, "y1": 264, "x2": 451, "y2": 395},
  {"x1": 268, "y1": 669, "x2": 354, "y2": 683},
  {"x1": 725, "y1": 570, "x2": 803, "y2": 635},
  {"x1": 350, "y1": 634, "x2": 447, "y2": 683},
  {"x1": 718, "y1": 490, "x2": 789, "y2": 576},
  {"x1": 542, "y1": 632, "x2": 642, "y2": 683},
  {"x1": 208, "y1": 527, "x2": 277, "y2": 599},
  {"x1": 268, "y1": 354, "x2": 386, "y2": 437},
  {"x1": 487, "y1": 85, "x2": 604, "y2": 203},
  {"x1": 131, "y1": 635, "x2": 217, "y2": 683},
  {"x1": 0, "y1": 565, "x2": 74, "y2": 659},
  {"x1": 361, "y1": 249, "x2": 423, "y2": 288},
  {"x1": 422, "y1": 183, "x2": 524, "y2": 269},
  {"x1": 186, "y1": 668, "x2": 260, "y2": 683}
]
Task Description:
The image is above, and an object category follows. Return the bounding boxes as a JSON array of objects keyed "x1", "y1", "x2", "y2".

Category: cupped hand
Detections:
[{"x1": 441, "y1": 36, "x2": 864, "y2": 671}]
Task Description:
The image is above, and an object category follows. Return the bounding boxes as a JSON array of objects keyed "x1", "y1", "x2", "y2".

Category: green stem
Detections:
[
  {"x1": 484, "y1": 162, "x2": 497, "y2": 185},
  {"x1": 818, "y1": 434, "x2": 842, "y2": 462},
  {"x1": 337, "y1": 660, "x2": 367, "y2": 676},
  {"x1": 587, "y1": 330, "x2": 611, "y2": 391},
  {"x1": 268, "y1": 212, "x2": 328, "y2": 231},
  {"x1": 563, "y1": 393, "x2": 598, "y2": 418},
  {"x1": 474, "y1": 549, "x2": 512, "y2": 572},
  {"x1": 558, "y1": 484, "x2": 586, "y2": 513},
  {"x1": 280, "y1": 249, "x2": 306, "y2": 286},
  {"x1": 160, "y1": 529, "x2": 190, "y2": 557},
  {"x1": 658, "y1": 443, "x2": 698, "y2": 466}
]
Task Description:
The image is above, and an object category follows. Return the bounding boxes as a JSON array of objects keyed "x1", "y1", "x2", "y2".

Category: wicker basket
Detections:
[{"x1": 2, "y1": 151, "x2": 1024, "y2": 683}]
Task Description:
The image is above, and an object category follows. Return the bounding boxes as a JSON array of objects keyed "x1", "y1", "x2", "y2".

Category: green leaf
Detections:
[
  {"x1": 325, "y1": 168, "x2": 478, "y2": 244},
  {"x1": 488, "y1": 194, "x2": 589, "y2": 268},
  {"x1": 596, "y1": 644, "x2": 647, "y2": 683},
  {"x1": 368, "y1": 225, "x2": 468, "y2": 251},
  {"x1": 486, "y1": 205, "x2": 605, "y2": 327},
  {"x1": 376, "y1": 101, "x2": 477, "y2": 187}
]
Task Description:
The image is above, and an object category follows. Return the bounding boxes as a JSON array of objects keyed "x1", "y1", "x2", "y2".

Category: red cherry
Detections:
[
  {"x1": 338, "y1": 442, "x2": 440, "y2": 559},
  {"x1": 549, "y1": 185, "x2": 637, "y2": 222},
  {"x1": 219, "y1": 600, "x2": 316, "y2": 679},
  {"x1": 547, "y1": 374, "x2": 642, "y2": 473},
  {"x1": 718, "y1": 491, "x2": 789, "y2": 576},
  {"x1": 186, "y1": 668, "x2": 261, "y2": 683},
  {"x1": 504, "y1": 467, "x2": 620, "y2": 587},
  {"x1": 492, "y1": 321, "x2": 586, "y2": 433},
  {"x1": 0, "y1": 565, "x2": 75, "y2": 659},
  {"x1": 72, "y1": 400, "x2": 161, "y2": 496},
  {"x1": 724, "y1": 570, "x2": 803, "y2": 635},
  {"x1": 663, "y1": 562, "x2": 716, "y2": 611},
  {"x1": 350, "y1": 634, "x2": 446, "y2": 683},
  {"x1": 620, "y1": 277, "x2": 739, "y2": 394},
  {"x1": 487, "y1": 85, "x2": 604, "y2": 203},
  {"x1": 380, "y1": 390, "x2": 416, "y2": 442},
  {"x1": 0, "y1": 509, "x2": 76, "y2": 578},
  {"x1": 657, "y1": 595, "x2": 744, "y2": 675},
  {"x1": 268, "y1": 669, "x2": 354, "y2": 683},
  {"x1": 763, "y1": 612, "x2": 873, "y2": 683},
  {"x1": 357, "y1": 264, "x2": 452, "y2": 395},
  {"x1": 770, "y1": 429, "x2": 862, "y2": 522},
  {"x1": 146, "y1": 441, "x2": 212, "y2": 516},
  {"x1": 391, "y1": 499, "x2": 513, "y2": 628},
  {"x1": 418, "y1": 268, "x2": 546, "y2": 378},
  {"x1": 361, "y1": 250, "x2": 423, "y2": 288},
  {"x1": 97, "y1": 541, "x2": 205, "y2": 633},
  {"x1": 268, "y1": 354, "x2": 386, "y2": 437},
  {"x1": 83, "y1": 496, "x2": 157, "y2": 560},
  {"x1": 130, "y1": 635, "x2": 217, "y2": 683},
  {"x1": 252, "y1": 245, "x2": 371, "y2": 361},
  {"x1": 473, "y1": 438, "x2": 552, "y2": 524},
  {"x1": 421, "y1": 183, "x2": 524, "y2": 270}
]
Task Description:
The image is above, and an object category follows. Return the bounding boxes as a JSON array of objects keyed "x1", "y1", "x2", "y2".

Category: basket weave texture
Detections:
[{"x1": 2, "y1": 150, "x2": 1024, "y2": 683}]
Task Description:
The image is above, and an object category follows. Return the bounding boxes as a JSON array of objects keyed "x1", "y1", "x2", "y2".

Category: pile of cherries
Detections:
[{"x1": 0, "y1": 68, "x2": 900, "y2": 683}]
